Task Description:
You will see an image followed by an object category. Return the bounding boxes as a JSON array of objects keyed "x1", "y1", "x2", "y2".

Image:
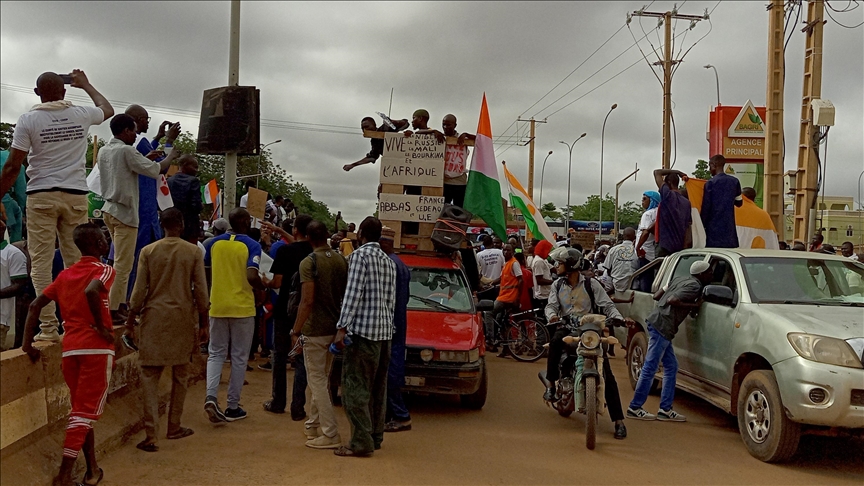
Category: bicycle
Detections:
[{"x1": 488, "y1": 308, "x2": 551, "y2": 363}]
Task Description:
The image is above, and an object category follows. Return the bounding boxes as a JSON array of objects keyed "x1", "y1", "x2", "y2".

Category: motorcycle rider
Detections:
[{"x1": 544, "y1": 248, "x2": 634, "y2": 440}]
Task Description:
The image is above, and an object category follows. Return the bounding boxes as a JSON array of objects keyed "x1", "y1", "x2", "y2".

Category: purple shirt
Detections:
[{"x1": 657, "y1": 184, "x2": 692, "y2": 253}]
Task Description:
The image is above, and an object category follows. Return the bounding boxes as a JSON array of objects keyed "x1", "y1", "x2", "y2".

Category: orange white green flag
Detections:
[
  {"x1": 464, "y1": 93, "x2": 507, "y2": 239},
  {"x1": 502, "y1": 162, "x2": 555, "y2": 242},
  {"x1": 684, "y1": 178, "x2": 779, "y2": 249}
]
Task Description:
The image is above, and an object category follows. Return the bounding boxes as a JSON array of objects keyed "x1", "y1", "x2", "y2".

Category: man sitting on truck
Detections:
[{"x1": 544, "y1": 248, "x2": 634, "y2": 440}]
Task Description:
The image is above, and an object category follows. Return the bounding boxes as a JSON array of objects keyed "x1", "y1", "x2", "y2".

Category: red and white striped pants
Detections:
[{"x1": 61, "y1": 353, "x2": 113, "y2": 458}]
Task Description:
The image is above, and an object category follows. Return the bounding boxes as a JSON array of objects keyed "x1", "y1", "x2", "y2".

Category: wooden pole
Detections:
[
  {"x1": 764, "y1": 0, "x2": 786, "y2": 240},
  {"x1": 92, "y1": 135, "x2": 98, "y2": 166},
  {"x1": 528, "y1": 118, "x2": 536, "y2": 198},
  {"x1": 793, "y1": 0, "x2": 825, "y2": 244}
]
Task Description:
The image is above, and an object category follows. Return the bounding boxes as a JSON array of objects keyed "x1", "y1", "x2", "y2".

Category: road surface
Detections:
[{"x1": 98, "y1": 352, "x2": 862, "y2": 485}]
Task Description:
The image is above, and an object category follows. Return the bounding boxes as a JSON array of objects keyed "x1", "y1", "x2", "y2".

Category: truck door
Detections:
[
  {"x1": 686, "y1": 255, "x2": 738, "y2": 391},
  {"x1": 666, "y1": 253, "x2": 708, "y2": 373}
]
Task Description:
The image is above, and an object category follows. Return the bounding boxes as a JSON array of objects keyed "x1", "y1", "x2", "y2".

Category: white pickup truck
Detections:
[{"x1": 613, "y1": 248, "x2": 864, "y2": 462}]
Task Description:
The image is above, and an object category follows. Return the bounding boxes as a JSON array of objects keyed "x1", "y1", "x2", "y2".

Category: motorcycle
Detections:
[{"x1": 538, "y1": 314, "x2": 619, "y2": 450}]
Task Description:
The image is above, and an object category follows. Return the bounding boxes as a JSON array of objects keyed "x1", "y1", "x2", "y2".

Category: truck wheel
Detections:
[
  {"x1": 737, "y1": 370, "x2": 800, "y2": 463},
  {"x1": 626, "y1": 331, "x2": 660, "y2": 393},
  {"x1": 585, "y1": 375, "x2": 597, "y2": 451},
  {"x1": 460, "y1": 360, "x2": 488, "y2": 410}
]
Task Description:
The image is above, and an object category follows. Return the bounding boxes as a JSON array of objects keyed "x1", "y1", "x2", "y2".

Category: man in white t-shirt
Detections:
[
  {"x1": 1, "y1": 218, "x2": 29, "y2": 350},
  {"x1": 0, "y1": 70, "x2": 113, "y2": 342},
  {"x1": 476, "y1": 235, "x2": 505, "y2": 287},
  {"x1": 530, "y1": 240, "x2": 555, "y2": 309}
]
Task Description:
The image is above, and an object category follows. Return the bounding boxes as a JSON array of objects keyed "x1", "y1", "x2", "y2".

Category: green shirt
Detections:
[{"x1": 299, "y1": 247, "x2": 348, "y2": 337}]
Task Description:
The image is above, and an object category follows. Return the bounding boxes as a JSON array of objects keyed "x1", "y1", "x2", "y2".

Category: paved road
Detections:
[{"x1": 99, "y1": 352, "x2": 862, "y2": 485}]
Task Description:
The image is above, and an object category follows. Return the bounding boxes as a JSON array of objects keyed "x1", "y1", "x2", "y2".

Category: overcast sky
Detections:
[{"x1": 2, "y1": 1, "x2": 862, "y2": 224}]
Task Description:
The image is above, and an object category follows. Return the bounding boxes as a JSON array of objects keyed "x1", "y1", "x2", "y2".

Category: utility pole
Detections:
[
  {"x1": 631, "y1": 7, "x2": 707, "y2": 169},
  {"x1": 517, "y1": 117, "x2": 547, "y2": 199},
  {"x1": 764, "y1": 0, "x2": 787, "y2": 240},
  {"x1": 793, "y1": 0, "x2": 825, "y2": 244},
  {"x1": 224, "y1": 0, "x2": 241, "y2": 213}
]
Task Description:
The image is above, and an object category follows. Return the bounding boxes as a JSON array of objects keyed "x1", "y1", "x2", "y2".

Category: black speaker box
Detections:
[
  {"x1": 431, "y1": 204, "x2": 473, "y2": 252},
  {"x1": 196, "y1": 86, "x2": 260, "y2": 155}
]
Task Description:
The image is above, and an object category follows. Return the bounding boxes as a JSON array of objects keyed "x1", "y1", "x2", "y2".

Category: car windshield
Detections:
[
  {"x1": 741, "y1": 257, "x2": 864, "y2": 305},
  {"x1": 408, "y1": 267, "x2": 473, "y2": 313}
]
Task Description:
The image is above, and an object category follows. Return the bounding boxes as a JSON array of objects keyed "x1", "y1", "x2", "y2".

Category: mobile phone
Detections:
[
  {"x1": 60, "y1": 74, "x2": 72, "y2": 84},
  {"x1": 122, "y1": 334, "x2": 139, "y2": 351}
]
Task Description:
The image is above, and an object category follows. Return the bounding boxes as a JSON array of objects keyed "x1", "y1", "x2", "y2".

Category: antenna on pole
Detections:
[{"x1": 388, "y1": 88, "x2": 394, "y2": 117}]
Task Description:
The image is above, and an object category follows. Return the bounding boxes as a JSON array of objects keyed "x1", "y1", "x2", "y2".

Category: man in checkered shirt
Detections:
[{"x1": 332, "y1": 216, "x2": 396, "y2": 457}]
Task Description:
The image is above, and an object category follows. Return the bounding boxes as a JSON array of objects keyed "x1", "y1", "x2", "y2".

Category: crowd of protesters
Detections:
[{"x1": 1, "y1": 70, "x2": 862, "y2": 485}]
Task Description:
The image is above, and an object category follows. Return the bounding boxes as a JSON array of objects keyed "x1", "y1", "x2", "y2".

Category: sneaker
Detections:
[
  {"x1": 304, "y1": 424, "x2": 322, "y2": 440},
  {"x1": 34, "y1": 329, "x2": 61, "y2": 343},
  {"x1": 258, "y1": 362, "x2": 273, "y2": 371},
  {"x1": 224, "y1": 407, "x2": 248, "y2": 422},
  {"x1": 305, "y1": 434, "x2": 341, "y2": 449},
  {"x1": 384, "y1": 420, "x2": 412, "y2": 433},
  {"x1": 204, "y1": 397, "x2": 227, "y2": 423},
  {"x1": 626, "y1": 407, "x2": 656, "y2": 421},
  {"x1": 657, "y1": 409, "x2": 686, "y2": 422}
]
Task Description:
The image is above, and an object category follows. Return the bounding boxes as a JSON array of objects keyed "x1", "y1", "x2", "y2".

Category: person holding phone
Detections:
[{"x1": 0, "y1": 70, "x2": 114, "y2": 343}]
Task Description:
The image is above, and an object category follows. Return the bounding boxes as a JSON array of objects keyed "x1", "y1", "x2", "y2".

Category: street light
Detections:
[
  {"x1": 613, "y1": 165, "x2": 639, "y2": 239},
  {"x1": 257, "y1": 139, "x2": 282, "y2": 185},
  {"x1": 599, "y1": 103, "x2": 617, "y2": 240},
  {"x1": 559, "y1": 133, "x2": 588, "y2": 234},
  {"x1": 704, "y1": 65, "x2": 720, "y2": 106},
  {"x1": 538, "y1": 150, "x2": 554, "y2": 208}
]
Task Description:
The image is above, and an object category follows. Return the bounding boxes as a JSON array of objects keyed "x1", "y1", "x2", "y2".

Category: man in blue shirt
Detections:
[
  {"x1": 379, "y1": 226, "x2": 412, "y2": 433},
  {"x1": 701, "y1": 155, "x2": 743, "y2": 248},
  {"x1": 124, "y1": 105, "x2": 180, "y2": 303}
]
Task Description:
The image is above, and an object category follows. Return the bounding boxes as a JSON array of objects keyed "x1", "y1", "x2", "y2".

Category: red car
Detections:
[{"x1": 399, "y1": 253, "x2": 489, "y2": 409}]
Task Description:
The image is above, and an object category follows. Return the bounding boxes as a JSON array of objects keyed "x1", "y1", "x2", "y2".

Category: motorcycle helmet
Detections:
[{"x1": 549, "y1": 247, "x2": 583, "y2": 272}]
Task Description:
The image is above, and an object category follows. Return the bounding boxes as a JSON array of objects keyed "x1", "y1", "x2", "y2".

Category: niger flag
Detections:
[{"x1": 685, "y1": 178, "x2": 779, "y2": 250}]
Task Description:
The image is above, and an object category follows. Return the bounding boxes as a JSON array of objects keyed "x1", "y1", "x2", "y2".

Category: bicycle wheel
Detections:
[{"x1": 508, "y1": 318, "x2": 551, "y2": 363}]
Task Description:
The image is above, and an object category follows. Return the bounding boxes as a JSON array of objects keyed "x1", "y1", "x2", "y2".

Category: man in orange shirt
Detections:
[{"x1": 490, "y1": 244, "x2": 522, "y2": 352}]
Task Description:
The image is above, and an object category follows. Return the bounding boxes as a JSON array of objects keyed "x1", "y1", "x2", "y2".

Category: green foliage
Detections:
[
  {"x1": 693, "y1": 159, "x2": 710, "y2": 180},
  {"x1": 86, "y1": 136, "x2": 106, "y2": 168},
  {"x1": 539, "y1": 202, "x2": 562, "y2": 221},
  {"x1": 170, "y1": 132, "x2": 337, "y2": 228},
  {"x1": 0, "y1": 122, "x2": 14, "y2": 150},
  {"x1": 558, "y1": 194, "x2": 642, "y2": 228}
]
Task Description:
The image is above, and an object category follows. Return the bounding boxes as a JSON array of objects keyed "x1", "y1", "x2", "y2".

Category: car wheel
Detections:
[
  {"x1": 460, "y1": 359, "x2": 488, "y2": 410},
  {"x1": 737, "y1": 370, "x2": 800, "y2": 463},
  {"x1": 626, "y1": 331, "x2": 660, "y2": 393}
]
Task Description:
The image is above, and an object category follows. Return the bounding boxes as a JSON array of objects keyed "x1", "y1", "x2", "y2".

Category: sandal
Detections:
[
  {"x1": 333, "y1": 445, "x2": 372, "y2": 457},
  {"x1": 166, "y1": 427, "x2": 194, "y2": 440},
  {"x1": 135, "y1": 440, "x2": 159, "y2": 453},
  {"x1": 81, "y1": 468, "x2": 104, "y2": 486}
]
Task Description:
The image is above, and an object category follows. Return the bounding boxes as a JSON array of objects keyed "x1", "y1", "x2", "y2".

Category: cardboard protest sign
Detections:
[
  {"x1": 378, "y1": 194, "x2": 445, "y2": 223},
  {"x1": 245, "y1": 187, "x2": 268, "y2": 220},
  {"x1": 380, "y1": 132, "x2": 445, "y2": 187}
]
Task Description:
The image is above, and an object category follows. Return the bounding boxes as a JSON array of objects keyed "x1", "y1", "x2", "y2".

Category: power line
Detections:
[{"x1": 825, "y1": 1, "x2": 864, "y2": 27}]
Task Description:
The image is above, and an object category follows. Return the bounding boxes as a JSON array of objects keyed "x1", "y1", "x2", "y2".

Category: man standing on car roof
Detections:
[{"x1": 627, "y1": 260, "x2": 714, "y2": 423}]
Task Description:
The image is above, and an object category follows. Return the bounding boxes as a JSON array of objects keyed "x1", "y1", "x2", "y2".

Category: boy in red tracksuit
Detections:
[{"x1": 22, "y1": 223, "x2": 115, "y2": 486}]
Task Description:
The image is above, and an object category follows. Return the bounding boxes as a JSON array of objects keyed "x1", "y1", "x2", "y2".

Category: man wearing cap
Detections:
[{"x1": 627, "y1": 260, "x2": 714, "y2": 422}]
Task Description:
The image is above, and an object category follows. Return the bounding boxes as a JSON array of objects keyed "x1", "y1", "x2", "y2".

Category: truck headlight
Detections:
[
  {"x1": 438, "y1": 351, "x2": 469, "y2": 362},
  {"x1": 787, "y1": 333, "x2": 864, "y2": 369},
  {"x1": 468, "y1": 348, "x2": 480, "y2": 362}
]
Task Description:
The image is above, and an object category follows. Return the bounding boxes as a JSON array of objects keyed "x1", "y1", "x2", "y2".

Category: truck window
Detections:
[
  {"x1": 408, "y1": 268, "x2": 473, "y2": 313},
  {"x1": 672, "y1": 254, "x2": 706, "y2": 281},
  {"x1": 708, "y1": 256, "x2": 737, "y2": 302}
]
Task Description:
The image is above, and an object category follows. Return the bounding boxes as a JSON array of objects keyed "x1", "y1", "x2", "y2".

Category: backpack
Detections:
[{"x1": 285, "y1": 253, "x2": 317, "y2": 322}]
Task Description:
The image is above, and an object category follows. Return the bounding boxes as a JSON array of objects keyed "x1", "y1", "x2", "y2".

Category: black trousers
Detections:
[
  {"x1": 443, "y1": 183, "x2": 466, "y2": 208},
  {"x1": 546, "y1": 327, "x2": 624, "y2": 423},
  {"x1": 271, "y1": 317, "x2": 307, "y2": 417}
]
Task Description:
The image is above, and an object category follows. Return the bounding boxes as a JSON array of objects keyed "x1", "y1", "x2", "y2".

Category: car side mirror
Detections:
[
  {"x1": 476, "y1": 299, "x2": 494, "y2": 312},
  {"x1": 703, "y1": 285, "x2": 734, "y2": 306}
]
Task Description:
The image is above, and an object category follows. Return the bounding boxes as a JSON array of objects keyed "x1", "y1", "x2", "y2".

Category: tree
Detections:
[
  {"x1": 693, "y1": 159, "x2": 710, "y2": 180},
  {"x1": 558, "y1": 194, "x2": 642, "y2": 229},
  {"x1": 0, "y1": 122, "x2": 14, "y2": 150},
  {"x1": 539, "y1": 202, "x2": 562, "y2": 221}
]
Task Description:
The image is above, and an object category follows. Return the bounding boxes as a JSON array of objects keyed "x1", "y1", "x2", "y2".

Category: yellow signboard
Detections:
[
  {"x1": 722, "y1": 137, "x2": 764, "y2": 160},
  {"x1": 727, "y1": 100, "x2": 765, "y2": 138}
]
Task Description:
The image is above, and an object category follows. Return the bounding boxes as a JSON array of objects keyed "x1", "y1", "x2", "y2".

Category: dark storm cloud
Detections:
[{"x1": 2, "y1": 1, "x2": 861, "y2": 223}]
